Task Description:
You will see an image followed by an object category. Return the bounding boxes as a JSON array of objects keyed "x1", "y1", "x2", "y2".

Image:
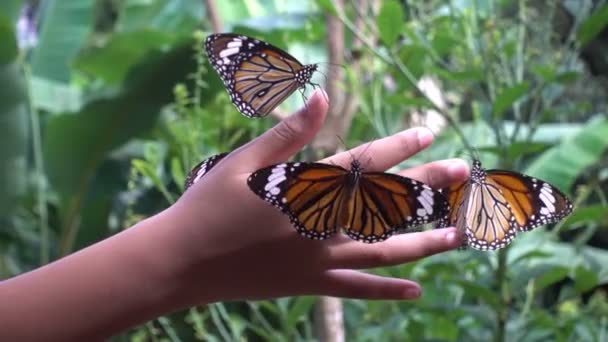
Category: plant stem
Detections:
[{"x1": 495, "y1": 248, "x2": 508, "y2": 342}]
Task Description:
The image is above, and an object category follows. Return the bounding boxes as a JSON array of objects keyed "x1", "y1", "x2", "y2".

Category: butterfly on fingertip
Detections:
[
  {"x1": 205, "y1": 33, "x2": 320, "y2": 118},
  {"x1": 436, "y1": 159, "x2": 573, "y2": 251},
  {"x1": 184, "y1": 153, "x2": 228, "y2": 191},
  {"x1": 247, "y1": 159, "x2": 450, "y2": 243}
]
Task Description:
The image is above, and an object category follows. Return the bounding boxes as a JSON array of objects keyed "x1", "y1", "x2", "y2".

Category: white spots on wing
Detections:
[
  {"x1": 539, "y1": 183, "x2": 556, "y2": 215},
  {"x1": 416, "y1": 188, "x2": 435, "y2": 217},
  {"x1": 226, "y1": 40, "x2": 242, "y2": 49},
  {"x1": 219, "y1": 47, "x2": 240, "y2": 58},
  {"x1": 264, "y1": 164, "x2": 287, "y2": 195}
]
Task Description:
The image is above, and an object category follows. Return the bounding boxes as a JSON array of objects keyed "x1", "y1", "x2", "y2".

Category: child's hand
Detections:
[
  {"x1": 0, "y1": 90, "x2": 469, "y2": 340},
  {"x1": 168, "y1": 89, "x2": 469, "y2": 304}
]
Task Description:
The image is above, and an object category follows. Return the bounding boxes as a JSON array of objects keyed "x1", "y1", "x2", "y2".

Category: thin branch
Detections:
[
  {"x1": 332, "y1": 3, "x2": 475, "y2": 154},
  {"x1": 204, "y1": 0, "x2": 222, "y2": 33}
]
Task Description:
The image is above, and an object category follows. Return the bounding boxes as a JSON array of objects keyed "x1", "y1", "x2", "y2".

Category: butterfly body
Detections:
[
  {"x1": 248, "y1": 160, "x2": 449, "y2": 243},
  {"x1": 206, "y1": 33, "x2": 318, "y2": 118},
  {"x1": 438, "y1": 159, "x2": 573, "y2": 250}
]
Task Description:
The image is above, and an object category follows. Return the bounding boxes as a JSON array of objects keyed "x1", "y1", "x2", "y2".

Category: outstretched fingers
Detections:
[
  {"x1": 325, "y1": 228, "x2": 461, "y2": 270},
  {"x1": 321, "y1": 127, "x2": 434, "y2": 171},
  {"x1": 313, "y1": 269, "x2": 422, "y2": 300}
]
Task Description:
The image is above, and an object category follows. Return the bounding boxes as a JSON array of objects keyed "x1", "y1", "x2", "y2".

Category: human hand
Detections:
[
  {"x1": 0, "y1": 90, "x2": 470, "y2": 340},
  {"x1": 167, "y1": 89, "x2": 470, "y2": 304}
]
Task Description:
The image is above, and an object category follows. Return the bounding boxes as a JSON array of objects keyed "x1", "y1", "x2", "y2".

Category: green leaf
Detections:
[
  {"x1": 0, "y1": 62, "x2": 28, "y2": 216},
  {"x1": 554, "y1": 71, "x2": 580, "y2": 84},
  {"x1": 31, "y1": 0, "x2": 95, "y2": 82},
  {"x1": 377, "y1": 0, "x2": 404, "y2": 46},
  {"x1": 0, "y1": 13, "x2": 18, "y2": 64},
  {"x1": 314, "y1": 0, "x2": 337, "y2": 16},
  {"x1": 536, "y1": 266, "x2": 569, "y2": 291},
  {"x1": 285, "y1": 296, "x2": 315, "y2": 329},
  {"x1": 43, "y1": 41, "x2": 196, "y2": 251},
  {"x1": 562, "y1": 205, "x2": 608, "y2": 227},
  {"x1": 0, "y1": 0, "x2": 24, "y2": 22},
  {"x1": 577, "y1": 5, "x2": 608, "y2": 45},
  {"x1": 73, "y1": 30, "x2": 178, "y2": 85},
  {"x1": 117, "y1": 0, "x2": 202, "y2": 34},
  {"x1": 492, "y1": 82, "x2": 529, "y2": 117},
  {"x1": 171, "y1": 156, "x2": 185, "y2": 192},
  {"x1": 573, "y1": 266, "x2": 598, "y2": 293},
  {"x1": 526, "y1": 116, "x2": 608, "y2": 191}
]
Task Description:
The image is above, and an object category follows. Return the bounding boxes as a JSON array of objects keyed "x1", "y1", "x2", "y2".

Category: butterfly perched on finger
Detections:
[
  {"x1": 205, "y1": 33, "x2": 320, "y2": 118},
  {"x1": 184, "y1": 153, "x2": 228, "y2": 190},
  {"x1": 247, "y1": 159, "x2": 450, "y2": 243},
  {"x1": 436, "y1": 159, "x2": 573, "y2": 250}
]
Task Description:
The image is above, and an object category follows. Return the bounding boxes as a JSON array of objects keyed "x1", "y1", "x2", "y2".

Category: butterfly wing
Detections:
[
  {"x1": 205, "y1": 33, "x2": 317, "y2": 118},
  {"x1": 344, "y1": 172, "x2": 450, "y2": 243},
  {"x1": 247, "y1": 162, "x2": 349, "y2": 240},
  {"x1": 486, "y1": 170, "x2": 573, "y2": 231},
  {"x1": 184, "y1": 153, "x2": 229, "y2": 191},
  {"x1": 463, "y1": 176, "x2": 518, "y2": 250},
  {"x1": 436, "y1": 180, "x2": 468, "y2": 229},
  {"x1": 437, "y1": 160, "x2": 573, "y2": 251},
  {"x1": 248, "y1": 162, "x2": 450, "y2": 243}
]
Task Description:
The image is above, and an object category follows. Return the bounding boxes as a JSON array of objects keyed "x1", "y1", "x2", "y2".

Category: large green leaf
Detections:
[
  {"x1": 0, "y1": 62, "x2": 28, "y2": 217},
  {"x1": 0, "y1": 9, "x2": 27, "y2": 217},
  {"x1": 0, "y1": 11, "x2": 18, "y2": 63},
  {"x1": 117, "y1": 0, "x2": 202, "y2": 34},
  {"x1": 526, "y1": 116, "x2": 608, "y2": 191},
  {"x1": 30, "y1": 0, "x2": 95, "y2": 82},
  {"x1": 43, "y1": 41, "x2": 197, "y2": 252},
  {"x1": 73, "y1": 29, "x2": 179, "y2": 85},
  {"x1": 0, "y1": 0, "x2": 23, "y2": 22}
]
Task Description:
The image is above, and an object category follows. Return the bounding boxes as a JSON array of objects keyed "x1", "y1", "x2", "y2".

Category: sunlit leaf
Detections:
[
  {"x1": 30, "y1": 0, "x2": 95, "y2": 82},
  {"x1": 526, "y1": 116, "x2": 608, "y2": 191}
]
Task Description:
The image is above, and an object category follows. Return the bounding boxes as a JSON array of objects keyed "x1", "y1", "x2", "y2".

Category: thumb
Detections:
[{"x1": 232, "y1": 89, "x2": 328, "y2": 170}]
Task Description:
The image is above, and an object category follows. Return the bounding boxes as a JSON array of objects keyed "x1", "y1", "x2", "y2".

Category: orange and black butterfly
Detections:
[
  {"x1": 247, "y1": 159, "x2": 449, "y2": 243},
  {"x1": 184, "y1": 153, "x2": 228, "y2": 190},
  {"x1": 436, "y1": 159, "x2": 573, "y2": 250},
  {"x1": 205, "y1": 33, "x2": 319, "y2": 118}
]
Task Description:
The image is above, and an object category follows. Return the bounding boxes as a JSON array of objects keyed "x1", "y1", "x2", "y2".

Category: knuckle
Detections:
[
  {"x1": 369, "y1": 247, "x2": 393, "y2": 265},
  {"x1": 397, "y1": 130, "x2": 421, "y2": 156},
  {"x1": 271, "y1": 117, "x2": 300, "y2": 143}
]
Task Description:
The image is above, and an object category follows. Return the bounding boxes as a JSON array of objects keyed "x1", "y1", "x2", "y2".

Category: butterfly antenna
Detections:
[
  {"x1": 299, "y1": 87, "x2": 310, "y2": 111},
  {"x1": 336, "y1": 135, "x2": 356, "y2": 163}
]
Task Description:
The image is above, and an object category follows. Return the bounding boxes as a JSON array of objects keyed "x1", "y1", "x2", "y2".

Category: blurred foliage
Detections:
[{"x1": 1, "y1": 0, "x2": 607, "y2": 341}]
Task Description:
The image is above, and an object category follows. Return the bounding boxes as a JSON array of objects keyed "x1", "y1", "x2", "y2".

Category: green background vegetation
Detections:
[{"x1": 1, "y1": 0, "x2": 607, "y2": 340}]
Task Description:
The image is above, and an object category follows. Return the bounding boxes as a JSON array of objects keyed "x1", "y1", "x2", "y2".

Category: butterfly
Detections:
[
  {"x1": 184, "y1": 153, "x2": 228, "y2": 190},
  {"x1": 247, "y1": 159, "x2": 450, "y2": 243},
  {"x1": 205, "y1": 33, "x2": 319, "y2": 118},
  {"x1": 436, "y1": 159, "x2": 573, "y2": 250}
]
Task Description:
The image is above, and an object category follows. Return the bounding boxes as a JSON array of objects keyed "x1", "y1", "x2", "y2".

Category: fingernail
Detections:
[
  {"x1": 417, "y1": 128, "x2": 434, "y2": 148},
  {"x1": 404, "y1": 287, "x2": 421, "y2": 299},
  {"x1": 446, "y1": 231, "x2": 457, "y2": 244}
]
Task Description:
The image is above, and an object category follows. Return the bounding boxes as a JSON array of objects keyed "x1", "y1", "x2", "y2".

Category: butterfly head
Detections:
[
  {"x1": 296, "y1": 64, "x2": 319, "y2": 88},
  {"x1": 470, "y1": 159, "x2": 486, "y2": 184}
]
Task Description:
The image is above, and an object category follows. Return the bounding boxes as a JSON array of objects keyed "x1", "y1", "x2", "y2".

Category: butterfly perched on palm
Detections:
[
  {"x1": 184, "y1": 153, "x2": 228, "y2": 190},
  {"x1": 247, "y1": 159, "x2": 450, "y2": 243},
  {"x1": 436, "y1": 159, "x2": 573, "y2": 250},
  {"x1": 205, "y1": 33, "x2": 319, "y2": 118}
]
